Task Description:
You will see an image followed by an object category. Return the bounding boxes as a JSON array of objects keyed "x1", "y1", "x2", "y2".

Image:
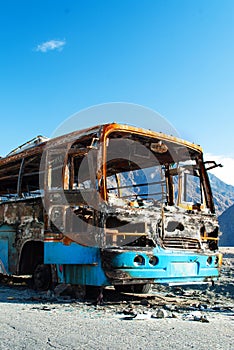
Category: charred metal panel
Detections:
[
  {"x1": 104, "y1": 201, "x2": 219, "y2": 253},
  {"x1": 0, "y1": 198, "x2": 43, "y2": 226},
  {"x1": 0, "y1": 198, "x2": 44, "y2": 274}
]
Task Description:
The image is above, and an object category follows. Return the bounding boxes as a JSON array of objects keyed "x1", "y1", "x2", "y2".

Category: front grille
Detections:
[{"x1": 163, "y1": 237, "x2": 201, "y2": 250}]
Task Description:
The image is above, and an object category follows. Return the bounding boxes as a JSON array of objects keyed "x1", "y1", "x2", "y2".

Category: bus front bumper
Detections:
[{"x1": 102, "y1": 248, "x2": 222, "y2": 286}]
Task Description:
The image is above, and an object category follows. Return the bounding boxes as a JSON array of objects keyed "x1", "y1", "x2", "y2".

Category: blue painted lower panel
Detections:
[
  {"x1": 62, "y1": 264, "x2": 109, "y2": 286},
  {"x1": 0, "y1": 239, "x2": 8, "y2": 273},
  {"x1": 45, "y1": 242, "x2": 109, "y2": 286},
  {"x1": 0, "y1": 225, "x2": 17, "y2": 274},
  {"x1": 44, "y1": 242, "x2": 100, "y2": 264},
  {"x1": 121, "y1": 267, "x2": 218, "y2": 280},
  {"x1": 109, "y1": 248, "x2": 221, "y2": 284},
  {"x1": 44, "y1": 242, "x2": 221, "y2": 286}
]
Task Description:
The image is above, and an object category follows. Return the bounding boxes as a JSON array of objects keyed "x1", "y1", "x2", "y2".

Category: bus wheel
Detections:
[
  {"x1": 33, "y1": 264, "x2": 52, "y2": 291},
  {"x1": 114, "y1": 283, "x2": 151, "y2": 294},
  {"x1": 131, "y1": 283, "x2": 151, "y2": 294},
  {"x1": 114, "y1": 285, "x2": 132, "y2": 293}
]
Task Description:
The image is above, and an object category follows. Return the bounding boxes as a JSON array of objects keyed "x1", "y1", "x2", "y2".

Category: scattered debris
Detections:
[
  {"x1": 54, "y1": 284, "x2": 69, "y2": 296},
  {"x1": 182, "y1": 311, "x2": 209, "y2": 322},
  {"x1": 0, "y1": 253, "x2": 233, "y2": 324},
  {"x1": 152, "y1": 308, "x2": 168, "y2": 318}
]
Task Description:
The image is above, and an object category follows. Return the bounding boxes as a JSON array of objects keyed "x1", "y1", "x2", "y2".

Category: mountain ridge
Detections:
[
  {"x1": 208, "y1": 173, "x2": 234, "y2": 216},
  {"x1": 218, "y1": 204, "x2": 234, "y2": 246},
  {"x1": 208, "y1": 173, "x2": 234, "y2": 246}
]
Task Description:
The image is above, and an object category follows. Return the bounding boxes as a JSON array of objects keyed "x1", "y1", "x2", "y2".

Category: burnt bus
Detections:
[{"x1": 0, "y1": 123, "x2": 222, "y2": 292}]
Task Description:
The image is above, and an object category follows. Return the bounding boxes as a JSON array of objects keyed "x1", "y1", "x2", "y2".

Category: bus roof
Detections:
[{"x1": 0, "y1": 122, "x2": 203, "y2": 165}]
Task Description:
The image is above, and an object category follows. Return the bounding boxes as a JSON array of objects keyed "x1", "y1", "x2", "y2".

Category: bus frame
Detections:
[{"x1": 0, "y1": 123, "x2": 222, "y2": 293}]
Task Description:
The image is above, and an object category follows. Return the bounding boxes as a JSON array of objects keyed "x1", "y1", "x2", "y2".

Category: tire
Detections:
[
  {"x1": 114, "y1": 285, "x2": 133, "y2": 293},
  {"x1": 114, "y1": 283, "x2": 151, "y2": 294},
  {"x1": 131, "y1": 283, "x2": 151, "y2": 294},
  {"x1": 33, "y1": 264, "x2": 52, "y2": 291}
]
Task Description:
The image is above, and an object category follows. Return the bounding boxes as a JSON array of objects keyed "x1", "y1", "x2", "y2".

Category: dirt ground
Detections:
[{"x1": 0, "y1": 247, "x2": 233, "y2": 349}]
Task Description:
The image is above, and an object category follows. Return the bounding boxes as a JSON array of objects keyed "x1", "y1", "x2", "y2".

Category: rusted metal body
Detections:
[{"x1": 0, "y1": 123, "x2": 222, "y2": 289}]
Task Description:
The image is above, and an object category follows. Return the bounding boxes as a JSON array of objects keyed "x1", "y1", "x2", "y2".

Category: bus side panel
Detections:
[
  {"x1": 0, "y1": 238, "x2": 8, "y2": 273},
  {"x1": 44, "y1": 242, "x2": 109, "y2": 286},
  {"x1": 44, "y1": 242, "x2": 100, "y2": 264},
  {"x1": 0, "y1": 225, "x2": 18, "y2": 274},
  {"x1": 61, "y1": 265, "x2": 109, "y2": 286}
]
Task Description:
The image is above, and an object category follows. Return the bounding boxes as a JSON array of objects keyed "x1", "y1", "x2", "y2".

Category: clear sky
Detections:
[{"x1": 0, "y1": 0, "x2": 234, "y2": 184}]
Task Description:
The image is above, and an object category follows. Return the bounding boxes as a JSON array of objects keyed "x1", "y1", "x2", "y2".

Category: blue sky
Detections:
[{"x1": 0, "y1": 0, "x2": 234, "y2": 184}]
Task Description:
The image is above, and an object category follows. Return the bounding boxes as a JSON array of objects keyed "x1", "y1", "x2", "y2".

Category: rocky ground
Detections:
[{"x1": 0, "y1": 247, "x2": 233, "y2": 349}]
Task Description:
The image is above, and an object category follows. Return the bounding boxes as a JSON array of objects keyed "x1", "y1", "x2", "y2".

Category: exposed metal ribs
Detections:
[{"x1": 163, "y1": 237, "x2": 201, "y2": 250}]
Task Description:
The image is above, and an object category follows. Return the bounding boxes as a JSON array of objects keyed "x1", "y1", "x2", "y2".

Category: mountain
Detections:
[
  {"x1": 218, "y1": 204, "x2": 234, "y2": 246},
  {"x1": 208, "y1": 173, "x2": 234, "y2": 246},
  {"x1": 208, "y1": 173, "x2": 234, "y2": 216}
]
